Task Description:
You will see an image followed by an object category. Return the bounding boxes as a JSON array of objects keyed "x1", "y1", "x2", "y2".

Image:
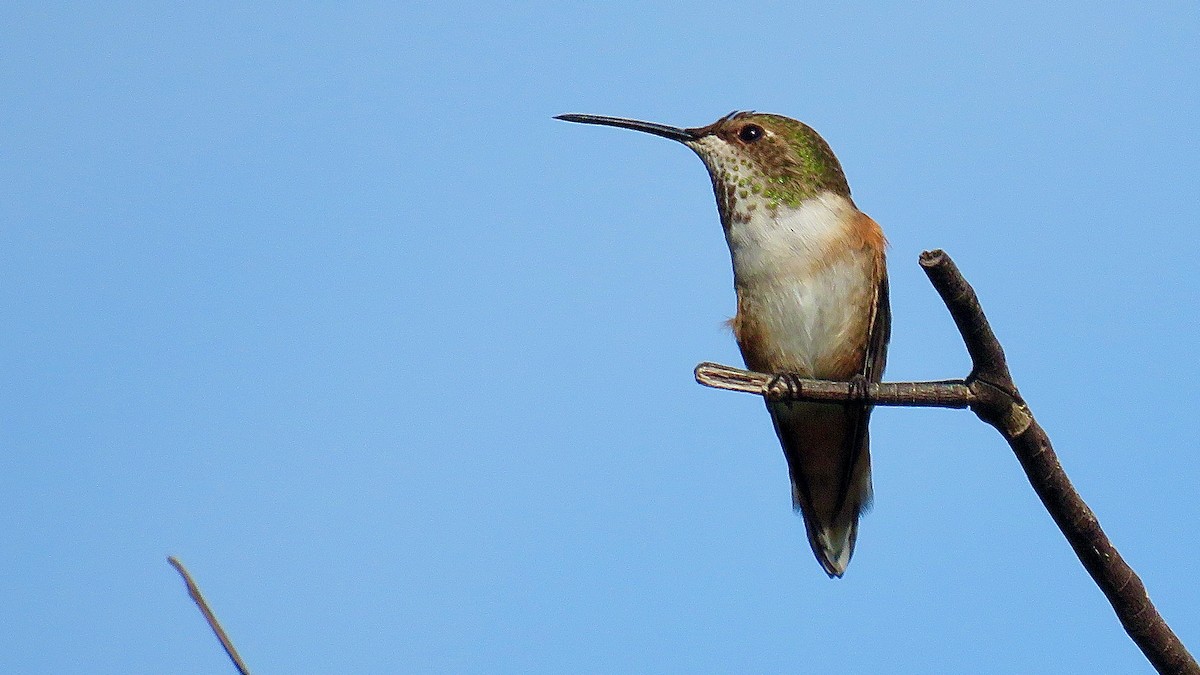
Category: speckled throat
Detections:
[{"x1": 683, "y1": 112, "x2": 852, "y2": 228}]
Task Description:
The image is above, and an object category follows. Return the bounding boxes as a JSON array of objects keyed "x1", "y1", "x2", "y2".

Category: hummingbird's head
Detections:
[{"x1": 556, "y1": 111, "x2": 851, "y2": 215}]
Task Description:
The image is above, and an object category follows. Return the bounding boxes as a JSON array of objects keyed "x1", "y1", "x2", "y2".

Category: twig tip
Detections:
[{"x1": 919, "y1": 249, "x2": 947, "y2": 268}]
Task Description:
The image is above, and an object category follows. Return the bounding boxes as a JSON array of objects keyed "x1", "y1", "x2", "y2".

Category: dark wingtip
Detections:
[
  {"x1": 819, "y1": 555, "x2": 846, "y2": 579},
  {"x1": 825, "y1": 557, "x2": 844, "y2": 578}
]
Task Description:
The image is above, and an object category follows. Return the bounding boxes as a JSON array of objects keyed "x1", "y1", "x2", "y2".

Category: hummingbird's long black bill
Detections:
[{"x1": 555, "y1": 114, "x2": 697, "y2": 143}]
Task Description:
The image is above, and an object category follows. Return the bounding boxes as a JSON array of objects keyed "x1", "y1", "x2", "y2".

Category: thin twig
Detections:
[
  {"x1": 168, "y1": 556, "x2": 252, "y2": 675},
  {"x1": 694, "y1": 249, "x2": 1198, "y2": 675}
]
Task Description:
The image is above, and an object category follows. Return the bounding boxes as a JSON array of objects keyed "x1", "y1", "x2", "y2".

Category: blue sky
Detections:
[{"x1": 3, "y1": 2, "x2": 1198, "y2": 673}]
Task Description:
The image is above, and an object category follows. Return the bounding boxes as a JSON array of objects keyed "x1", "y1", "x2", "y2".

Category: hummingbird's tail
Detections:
[
  {"x1": 770, "y1": 400, "x2": 874, "y2": 578},
  {"x1": 799, "y1": 493, "x2": 862, "y2": 578}
]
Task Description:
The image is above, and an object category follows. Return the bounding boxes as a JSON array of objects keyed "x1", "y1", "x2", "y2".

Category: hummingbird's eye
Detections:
[{"x1": 738, "y1": 124, "x2": 764, "y2": 143}]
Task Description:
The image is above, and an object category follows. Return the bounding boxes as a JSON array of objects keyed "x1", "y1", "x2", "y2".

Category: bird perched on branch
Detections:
[{"x1": 558, "y1": 111, "x2": 890, "y2": 577}]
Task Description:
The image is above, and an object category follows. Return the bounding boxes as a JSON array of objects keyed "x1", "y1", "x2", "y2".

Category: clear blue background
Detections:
[{"x1": 3, "y1": 2, "x2": 1198, "y2": 673}]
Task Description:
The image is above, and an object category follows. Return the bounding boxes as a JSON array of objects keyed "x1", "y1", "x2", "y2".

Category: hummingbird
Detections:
[{"x1": 556, "y1": 111, "x2": 890, "y2": 577}]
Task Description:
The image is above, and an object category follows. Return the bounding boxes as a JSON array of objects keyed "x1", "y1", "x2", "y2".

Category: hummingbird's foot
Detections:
[
  {"x1": 847, "y1": 374, "x2": 870, "y2": 403},
  {"x1": 766, "y1": 372, "x2": 803, "y2": 402}
]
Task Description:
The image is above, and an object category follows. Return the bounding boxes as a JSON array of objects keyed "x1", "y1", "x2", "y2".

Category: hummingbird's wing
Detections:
[
  {"x1": 835, "y1": 266, "x2": 891, "y2": 515},
  {"x1": 865, "y1": 265, "x2": 891, "y2": 388}
]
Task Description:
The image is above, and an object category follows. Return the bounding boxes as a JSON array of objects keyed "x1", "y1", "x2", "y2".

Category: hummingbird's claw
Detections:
[
  {"x1": 766, "y1": 372, "x2": 803, "y2": 403},
  {"x1": 848, "y1": 374, "x2": 870, "y2": 403}
]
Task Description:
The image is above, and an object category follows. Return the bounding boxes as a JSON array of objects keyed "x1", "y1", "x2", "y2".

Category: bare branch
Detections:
[
  {"x1": 694, "y1": 362, "x2": 973, "y2": 408},
  {"x1": 694, "y1": 249, "x2": 1198, "y2": 675},
  {"x1": 168, "y1": 556, "x2": 252, "y2": 675}
]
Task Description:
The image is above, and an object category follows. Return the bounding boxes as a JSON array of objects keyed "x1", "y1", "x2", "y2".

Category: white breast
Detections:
[{"x1": 726, "y1": 192, "x2": 874, "y2": 377}]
